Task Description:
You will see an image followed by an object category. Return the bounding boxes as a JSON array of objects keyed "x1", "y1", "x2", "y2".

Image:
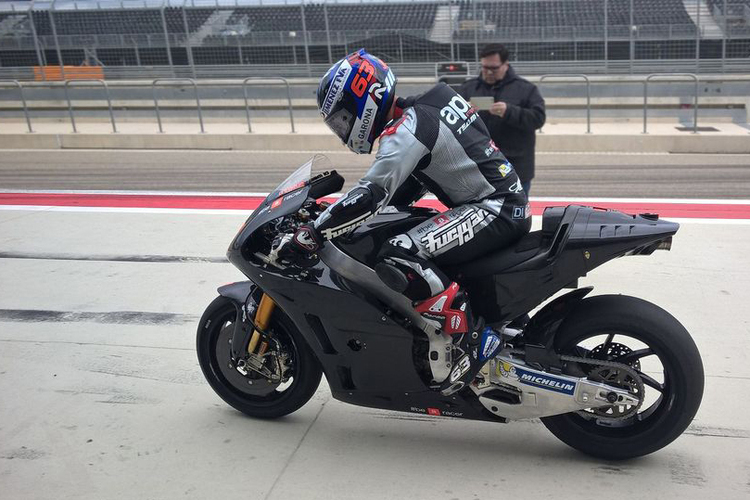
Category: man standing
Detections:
[{"x1": 458, "y1": 44, "x2": 545, "y2": 194}]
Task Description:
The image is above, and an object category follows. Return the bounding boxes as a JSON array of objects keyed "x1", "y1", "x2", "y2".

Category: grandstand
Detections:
[
  {"x1": 460, "y1": 0, "x2": 693, "y2": 29},
  {"x1": 0, "y1": 0, "x2": 748, "y2": 76}
]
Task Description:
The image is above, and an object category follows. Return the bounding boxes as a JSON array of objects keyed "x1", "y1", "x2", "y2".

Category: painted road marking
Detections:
[{"x1": 1, "y1": 192, "x2": 750, "y2": 221}]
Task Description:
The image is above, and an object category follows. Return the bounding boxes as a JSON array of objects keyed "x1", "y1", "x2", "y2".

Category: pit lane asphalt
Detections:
[
  {"x1": 1, "y1": 148, "x2": 750, "y2": 499},
  {"x1": 1, "y1": 208, "x2": 749, "y2": 499},
  {"x1": 2, "y1": 149, "x2": 750, "y2": 198}
]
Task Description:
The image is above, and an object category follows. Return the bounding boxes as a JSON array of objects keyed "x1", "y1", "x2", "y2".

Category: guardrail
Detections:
[
  {"x1": 3, "y1": 75, "x2": 748, "y2": 137},
  {"x1": 152, "y1": 78, "x2": 204, "y2": 133},
  {"x1": 0, "y1": 80, "x2": 32, "y2": 133},
  {"x1": 643, "y1": 73, "x2": 699, "y2": 134},
  {"x1": 539, "y1": 74, "x2": 591, "y2": 133},
  {"x1": 64, "y1": 79, "x2": 117, "y2": 133},
  {"x1": 242, "y1": 77, "x2": 295, "y2": 134}
]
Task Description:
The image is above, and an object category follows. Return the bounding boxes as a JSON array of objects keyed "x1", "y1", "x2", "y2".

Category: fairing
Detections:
[{"x1": 224, "y1": 160, "x2": 679, "y2": 422}]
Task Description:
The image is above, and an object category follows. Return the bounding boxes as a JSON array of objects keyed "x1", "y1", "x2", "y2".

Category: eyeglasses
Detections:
[{"x1": 481, "y1": 65, "x2": 503, "y2": 71}]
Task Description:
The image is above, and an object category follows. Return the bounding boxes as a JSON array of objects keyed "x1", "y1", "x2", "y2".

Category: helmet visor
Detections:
[{"x1": 323, "y1": 107, "x2": 355, "y2": 144}]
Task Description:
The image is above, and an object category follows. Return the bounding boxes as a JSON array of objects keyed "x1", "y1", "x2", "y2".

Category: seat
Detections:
[{"x1": 443, "y1": 206, "x2": 568, "y2": 280}]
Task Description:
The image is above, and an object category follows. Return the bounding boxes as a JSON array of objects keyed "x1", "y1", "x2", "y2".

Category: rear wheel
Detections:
[
  {"x1": 540, "y1": 295, "x2": 704, "y2": 460},
  {"x1": 197, "y1": 296, "x2": 322, "y2": 419}
]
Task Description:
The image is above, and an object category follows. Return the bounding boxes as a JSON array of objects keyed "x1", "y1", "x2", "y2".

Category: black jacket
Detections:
[{"x1": 458, "y1": 66, "x2": 545, "y2": 182}]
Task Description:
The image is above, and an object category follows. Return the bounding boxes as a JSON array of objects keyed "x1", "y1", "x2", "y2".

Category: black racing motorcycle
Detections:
[{"x1": 197, "y1": 156, "x2": 704, "y2": 460}]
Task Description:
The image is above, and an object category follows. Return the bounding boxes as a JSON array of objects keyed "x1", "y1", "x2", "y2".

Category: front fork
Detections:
[
  {"x1": 222, "y1": 282, "x2": 276, "y2": 363},
  {"x1": 246, "y1": 293, "x2": 276, "y2": 356},
  {"x1": 226, "y1": 291, "x2": 282, "y2": 381}
]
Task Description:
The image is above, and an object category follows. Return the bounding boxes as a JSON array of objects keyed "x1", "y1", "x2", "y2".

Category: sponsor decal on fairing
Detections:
[
  {"x1": 282, "y1": 189, "x2": 304, "y2": 203},
  {"x1": 410, "y1": 406, "x2": 464, "y2": 418}
]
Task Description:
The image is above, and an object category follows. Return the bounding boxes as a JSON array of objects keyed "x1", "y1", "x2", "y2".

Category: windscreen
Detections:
[{"x1": 231, "y1": 155, "x2": 333, "y2": 248}]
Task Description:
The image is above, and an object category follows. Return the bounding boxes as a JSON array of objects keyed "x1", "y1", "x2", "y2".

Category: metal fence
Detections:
[
  {"x1": 0, "y1": 0, "x2": 749, "y2": 79},
  {"x1": 5, "y1": 74, "x2": 749, "y2": 134}
]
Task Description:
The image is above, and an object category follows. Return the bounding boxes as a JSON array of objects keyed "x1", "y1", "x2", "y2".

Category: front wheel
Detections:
[
  {"x1": 540, "y1": 295, "x2": 704, "y2": 460},
  {"x1": 197, "y1": 296, "x2": 322, "y2": 419}
]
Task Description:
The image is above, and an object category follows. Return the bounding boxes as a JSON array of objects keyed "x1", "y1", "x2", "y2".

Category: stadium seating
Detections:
[
  {"x1": 221, "y1": 3, "x2": 438, "y2": 34},
  {"x1": 304, "y1": 3, "x2": 438, "y2": 32},
  {"x1": 706, "y1": 0, "x2": 750, "y2": 11},
  {"x1": 24, "y1": 3, "x2": 439, "y2": 38},
  {"x1": 608, "y1": 0, "x2": 693, "y2": 25},
  {"x1": 29, "y1": 7, "x2": 214, "y2": 36},
  {"x1": 22, "y1": 1, "x2": 704, "y2": 39},
  {"x1": 3, "y1": 0, "x2": 748, "y2": 68},
  {"x1": 706, "y1": 0, "x2": 750, "y2": 23},
  {"x1": 462, "y1": 0, "x2": 693, "y2": 28}
]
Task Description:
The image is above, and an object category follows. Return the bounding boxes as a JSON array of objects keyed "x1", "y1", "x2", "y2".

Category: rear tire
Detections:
[
  {"x1": 197, "y1": 296, "x2": 322, "y2": 419},
  {"x1": 540, "y1": 295, "x2": 704, "y2": 460}
]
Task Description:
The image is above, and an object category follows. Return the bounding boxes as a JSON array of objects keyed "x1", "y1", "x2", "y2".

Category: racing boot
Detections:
[{"x1": 413, "y1": 283, "x2": 503, "y2": 395}]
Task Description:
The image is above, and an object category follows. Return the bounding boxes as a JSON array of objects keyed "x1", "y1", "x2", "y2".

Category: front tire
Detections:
[
  {"x1": 197, "y1": 296, "x2": 322, "y2": 419},
  {"x1": 540, "y1": 295, "x2": 704, "y2": 460}
]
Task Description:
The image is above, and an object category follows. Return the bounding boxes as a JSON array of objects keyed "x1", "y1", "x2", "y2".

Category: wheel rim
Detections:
[{"x1": 206, "y1": 306, "x2": 301, "y2": 402}]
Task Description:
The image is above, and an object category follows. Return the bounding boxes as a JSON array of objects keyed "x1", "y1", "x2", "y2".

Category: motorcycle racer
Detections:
[{"x1": 277, "y1": 49, "x2": 531, "y2": 394}]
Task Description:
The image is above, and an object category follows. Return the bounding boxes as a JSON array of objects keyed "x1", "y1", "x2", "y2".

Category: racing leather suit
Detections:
[{"x1": 311, "y1": 82, "x2": 531, "y2": 301}]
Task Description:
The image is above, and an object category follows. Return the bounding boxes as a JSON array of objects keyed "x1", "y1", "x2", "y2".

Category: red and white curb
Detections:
[{"x1": 2, "y1": 191, "x2": 750, "y2": 224}]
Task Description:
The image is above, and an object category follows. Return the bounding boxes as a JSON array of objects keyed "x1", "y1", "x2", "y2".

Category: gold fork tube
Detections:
[{"x1": 248, "y1": 293, "x2": 275, "y2": 354}]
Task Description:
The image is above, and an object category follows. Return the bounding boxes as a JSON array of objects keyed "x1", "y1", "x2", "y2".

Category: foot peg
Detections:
[{"x1": 440, "y1": 326, "x2": 502, "y2": 396}]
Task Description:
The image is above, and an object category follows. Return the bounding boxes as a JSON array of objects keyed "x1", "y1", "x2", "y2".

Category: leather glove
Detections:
[
  {"x1": 272, "y1": 224, "x2": 323, "y2": 266},
  {"x1": 290, "y1": 224, "x2": 323, "y2": 253}
]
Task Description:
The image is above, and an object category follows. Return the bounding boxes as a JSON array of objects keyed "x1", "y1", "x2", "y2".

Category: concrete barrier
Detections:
[
  {"x1": 537, "y1": 134, "x2": 750, "y2": 154},
  {"x1": 2, "y1": 128, "x2": 747, "y2": 153}
]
